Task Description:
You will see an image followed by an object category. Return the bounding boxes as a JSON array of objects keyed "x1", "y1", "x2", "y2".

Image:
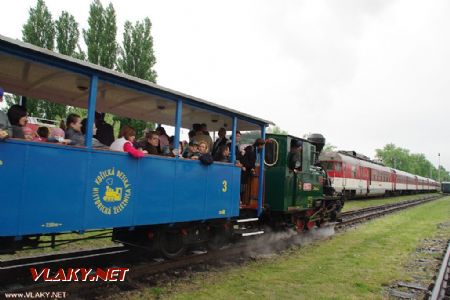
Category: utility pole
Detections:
[{"x1": 438, "y1": 153, "x2": 441, "y2": 183}]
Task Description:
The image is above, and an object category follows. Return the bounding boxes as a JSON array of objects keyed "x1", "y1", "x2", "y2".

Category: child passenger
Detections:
[
  {"x1": 48, "y1": 127, "x2": 74, "y2": 145},
  {"x1": 33, "y1": 126, "x2": 49, "y2": 142},
  {"x1": 110, "y1": 125, "x2": 146, "y2": 158}
]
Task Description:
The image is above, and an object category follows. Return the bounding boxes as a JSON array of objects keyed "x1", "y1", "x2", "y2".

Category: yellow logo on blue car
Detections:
[{"x1": 92, "y1": 168, "x2": 132, "y2": 215}]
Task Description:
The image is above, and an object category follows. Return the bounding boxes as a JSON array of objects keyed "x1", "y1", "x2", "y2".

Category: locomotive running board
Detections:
[{"x1": 237, "y1": 218, "x2": 259, "y2": 223}]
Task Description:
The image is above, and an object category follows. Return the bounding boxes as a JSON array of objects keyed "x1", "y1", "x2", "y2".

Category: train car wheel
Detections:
[{"x1": 159, "y1": 229, "x2": 186, "y2": 258}]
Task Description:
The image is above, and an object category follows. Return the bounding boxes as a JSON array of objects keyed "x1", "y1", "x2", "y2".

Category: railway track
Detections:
[
  {"x1": 337, "y1": 194, "x2": 442, "y2": 229},
  {"x1": 0, "y1": 194, "x2": 443, "y2": 298},
  {"x1": 430, "y1": 241, "x2": 450, "y2": 300}
]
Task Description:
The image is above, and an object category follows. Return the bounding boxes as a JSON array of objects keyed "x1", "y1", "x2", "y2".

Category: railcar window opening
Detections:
[
  {"x1": 335, "y1": 162, "x2": 342, "y2": 171},
  {"x1": 264, "y1": 138, "x2": 279, "y2": 167}
]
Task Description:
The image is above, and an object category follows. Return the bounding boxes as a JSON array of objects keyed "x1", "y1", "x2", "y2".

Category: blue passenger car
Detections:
[{"x1": 0, "y1": 35, "x2": 272, "y2": 256}]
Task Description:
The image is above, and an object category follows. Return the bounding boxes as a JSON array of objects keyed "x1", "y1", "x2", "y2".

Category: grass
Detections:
[
  {"x1": 342, "y1": 193, "x2": 437, "y2": 212},
  {"x1": 124, "y1": 196, "x2": 450, "y2": 300},
  {"x1": 0, "y1": 230, "x2": 116, "y2": 260}
]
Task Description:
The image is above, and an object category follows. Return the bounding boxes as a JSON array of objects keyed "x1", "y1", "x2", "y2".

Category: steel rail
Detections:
[{"x1": 430, "y1": 241, "x2": 450, "y2": 300}]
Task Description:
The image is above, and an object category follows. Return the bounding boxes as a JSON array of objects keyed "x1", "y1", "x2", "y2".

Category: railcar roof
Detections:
[{"x1": 0, "y1": 35, "x2": 273, "y2": 131}]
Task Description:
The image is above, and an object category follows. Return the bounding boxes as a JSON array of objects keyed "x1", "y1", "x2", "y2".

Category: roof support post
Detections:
[
  {"x1": 257, "y1": 125, "x2": 266, "y2": 216},
  {"x1": 230, "y1": 116, "x2": 237, "y2": 164},
  {"x1": 85, "y1": 75, "x2": 98, "y2": 148},
  {"x1": 174, "y1": 99, "x2": 183, "y2": 157},
  {"x1": 19, "y1": 96, "x2": 27, "y2": 108}
]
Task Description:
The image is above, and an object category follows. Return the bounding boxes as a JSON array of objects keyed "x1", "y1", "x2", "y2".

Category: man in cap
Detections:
[{"x1": 0, "y1": 88, "x2": 12, "y2": 139}]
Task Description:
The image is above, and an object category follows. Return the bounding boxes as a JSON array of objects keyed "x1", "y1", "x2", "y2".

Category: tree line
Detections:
[
  {"x1": 376, "y1": 143, "x2": 449, "y2": 182},
  {"x1": 4, "y1": 0, "x2": 157, "y2": 137}
]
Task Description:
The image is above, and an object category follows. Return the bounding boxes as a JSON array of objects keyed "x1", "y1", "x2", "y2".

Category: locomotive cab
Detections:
[{"x1": 262, "y1": 134, "x2": 342, "y2": 231}]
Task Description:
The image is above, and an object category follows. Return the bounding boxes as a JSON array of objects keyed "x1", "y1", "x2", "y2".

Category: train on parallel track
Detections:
[
  {"x1": 0, "y1": 35, "x2": 438, "y2": 258},
  {"x1": 320, "y1": 151, "x2": 440, "y2": 199}
]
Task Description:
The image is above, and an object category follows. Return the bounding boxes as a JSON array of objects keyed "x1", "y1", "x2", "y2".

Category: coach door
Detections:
[
  {"x1": 358, "y1": 165, "x2": 363, "y2": 195},
  {"x1": 367, "y1": 168, "x2": 371, "y2": 195}
]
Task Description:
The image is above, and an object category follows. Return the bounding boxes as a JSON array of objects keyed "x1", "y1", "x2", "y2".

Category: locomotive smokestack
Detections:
[{"x1": 308, "y1": 133, "x2": 326, "y2": 154}]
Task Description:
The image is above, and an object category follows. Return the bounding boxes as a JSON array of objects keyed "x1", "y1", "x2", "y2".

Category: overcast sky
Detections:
[{"x1": 2, "y1": 0, "x2": 449, "y2": 170}]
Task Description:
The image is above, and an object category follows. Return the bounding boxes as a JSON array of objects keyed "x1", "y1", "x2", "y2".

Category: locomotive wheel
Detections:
[
  {"x1": 159, "y1": 229, "x2": 186, "y2": 258},
  {"x1": 295, "y1": 219, "x2": 305, "y2": 232},
  {"x1": 306, "y1": 220, "x2": 315, "y2": 230}
]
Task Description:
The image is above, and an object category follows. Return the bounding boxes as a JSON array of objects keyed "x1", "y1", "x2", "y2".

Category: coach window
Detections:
[
  {"x1": 264, "y1": 138, "x2": 279, "y2": 166},
  {"x1": 351, "y1": 166, "x2": 356, "y2": 178},
  {"x1": 335, "y1": 162, "x2": 342, "y2": 171}
]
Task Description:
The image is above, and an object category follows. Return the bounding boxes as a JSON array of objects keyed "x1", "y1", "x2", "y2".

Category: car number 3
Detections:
[{"x1": 222, "y1": 180, "x2": 228, "y2": 192}]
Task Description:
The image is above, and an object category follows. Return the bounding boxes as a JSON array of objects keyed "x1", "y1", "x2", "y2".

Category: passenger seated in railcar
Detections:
[
  {"x1": 190, "y1": 141, "x2": 208, "y2": 160},
  {"x1": 183, "y1": 141, "x2": 198, "y2": 158},
  {"x1": 110, "y1": 125, "x2": 146, "y2": 158},
  {"x1": 214, "y1": 145, "x2": 230, "y2": 163},
  {"x1": 94, "y1": 112, "x2": 114, "y2": 146},
  {"x1": 138, "y1": 131, "x2": 161, "y2": 155},
  {"x1": 34, "y1": 126, "x2": 49, "y2": 142},
  {"x1": 212, "y1": 127, "x2": 228, "y2": 156},
  {"x1": 156, "y1": 126, "x2": 170, "y2": 154},
  {"x1": 227, "y1": 130, "x2": 244, "y2": 162},
  {"x1": 7, "y1": 104, "x2": 28, "y2": 139},
  {"x1": 65, "y1": 113, "x2": 84, "y2": 146},
  {"x1": 81, "y1": 118, "x2": 106, "y2": 148},
  {"x1": 192, "y1": 123, "x2": 213, "y2": 153},
  {"x1": 48, "y1": 127, "x2": 73, "y2": 144},
  {"x1": 166, "y1": 135, "x2": 182, "y2": 157}
]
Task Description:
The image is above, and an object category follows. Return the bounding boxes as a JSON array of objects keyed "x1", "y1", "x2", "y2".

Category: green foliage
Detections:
[
  {"x1": 83, "y1": 0, "x2": 104, "y2": 65},
  {"x1": 55, "y1": 11, "x2": 80, "y2": 56},
  {"x1": 83, "y1": 0, "x2": 118, "y2": 68},
  {"x1": 22, "y1": 0, "x2": 55, "y2": 50},
  {"x1": 240, "y1": 131, "x2": 260, "y2": 144},
  {"x1": 112, "y1": 117, "x2": 154, "y2": 138},
  {"x1": 117, "y1": 18, "x2": 157, "y2": 82},
  {"x1": 100, "y1": 3, "x2": 118, "y2": 69},
  {"x1": 22, "y1": 0, "x2": 65, "y2": 120},
  {"x1": 376, "y1": 143, "x2": 449, "y2": 181},
  {"x1": 115, "y1": 16, "x2": 158, "y2": 135},
  {"x1": 323, "y1": 143, "x2": 336, "y2": 152},
  {"x1": 267, "y1": 126, "x2": 288, "y2": 135},
  {"x1": 131, "y1": 198, "x2": 450, "y2": 299}
]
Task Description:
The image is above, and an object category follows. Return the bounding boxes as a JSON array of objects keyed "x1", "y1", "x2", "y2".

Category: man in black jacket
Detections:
[
  {"x1": 241, "y1": 138, "x2": 266, "y2": 181},
  {"x1": 94, "y1": 112, "x2": 114, "y2": 146}
]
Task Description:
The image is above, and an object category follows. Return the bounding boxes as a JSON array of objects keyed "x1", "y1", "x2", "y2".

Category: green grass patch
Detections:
[
  {"x1": 127, "y1": 196, "x2": 450, "y2": 300},
  {"x1": 342, "y1": 193, "x2": 437, "y2": 212}
]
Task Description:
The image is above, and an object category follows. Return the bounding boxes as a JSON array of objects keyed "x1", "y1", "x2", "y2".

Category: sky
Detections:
[{"x1": 1, "y1": 0, "x2": 449, "y2": 170}]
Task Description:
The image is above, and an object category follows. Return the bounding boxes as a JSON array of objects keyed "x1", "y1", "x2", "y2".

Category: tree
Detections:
[
  {"x1": 99, "y1": 3, "x2": 118, "y2": 69},
  {"x1": 22, "y1": 0, "x2": 55, "y2": 50},
  {"x1": 323, "y1": 143, "x2": 337, "y2": 152},
  {"x1": 115, "y1": 17, "x2": 158, "y2": 137},
  {"x1": 375, "y1": 143, "x2": 449, "y2": 181},
  {"x1": 117, "y1": 18, "x2": 157, "y2": 82},
  {"x1": 83, "y1": 0, "x2": 104, "y2": 65},
  {"x1": 21, "y1": 0, "x2": 69, "y2": 120},
  {"x1": 55, "y1": 11, "x2": 80, "y2": 56},
  {"x1": 267, "y1": 126, "x2": 288, "y2": 135}
]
